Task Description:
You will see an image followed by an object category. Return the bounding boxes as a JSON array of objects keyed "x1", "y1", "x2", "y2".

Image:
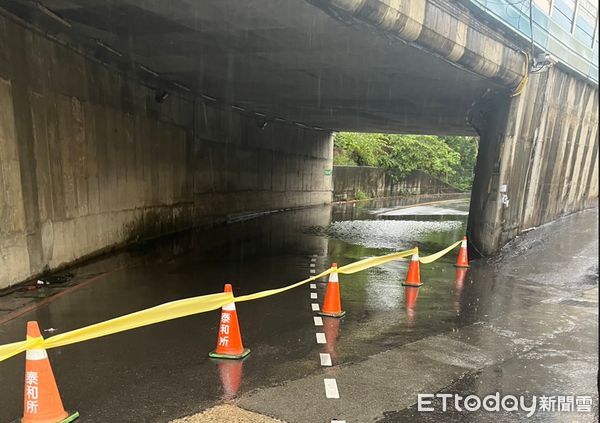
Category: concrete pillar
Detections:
[{"x1": 468, "y1": 67, "x2": 599, "y2": 255}]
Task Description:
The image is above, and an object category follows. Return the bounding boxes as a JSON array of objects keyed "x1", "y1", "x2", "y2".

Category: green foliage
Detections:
[
  {"x1": 333, "y1": 132, "x2": 478, "y2": 190},
  {"x1": 333, "y1": 132, "x2": 385, "y2": 166},
  {"x1": 354, "y1": 189, "x2": 369, "y2": 201},
  {"x1": 439, "y1": 136, "x2": 479, "y2": 191}
]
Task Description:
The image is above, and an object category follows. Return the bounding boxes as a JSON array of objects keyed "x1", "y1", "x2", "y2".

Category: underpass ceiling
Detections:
[{"x1": 0, "y1": 0, "x2": 509, "y2": 134}]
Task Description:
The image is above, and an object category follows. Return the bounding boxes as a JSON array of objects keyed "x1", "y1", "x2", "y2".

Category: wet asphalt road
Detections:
[{"x1": 0, "y1": 195, "x2": 597, "y2": 422}]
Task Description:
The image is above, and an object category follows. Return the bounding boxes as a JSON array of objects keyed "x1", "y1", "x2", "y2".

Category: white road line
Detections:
[
  {"x1": 320, "y1": 352, "x2": 332, "y2": 366},
  {"x1": 331, "y1": 420, "x2": 346, "y2": 423},
  {"x1": 310, "y1": 269, "x2": 316, "y2": 274},
  {"x1": 316, "y1": 332, "x2": 326, "y2": 344},
  {"x1": 310, "y1": 263, "x2": 316, "y2": 268},
  {"x1": 313, "y1": 316, "x2": 323, "y2": 326},
  {"x1": 310, "y1": 283, "x2": 317, "y2": 289},
  {"x1": 324, "y1": 378, "x2": 340, "y2": 398},
  {"x1": 312, "y1": 254, "x2": 318, "y2": 257},
  {"x1": 311, "y1": 303, "x2": 320, "y2": 311},
  {"x1": 310, "y1": 292, "x2": 318, "y2": 299},
  {"x1": 311, "y1": 258, "x2": 317, "y2": 262}
]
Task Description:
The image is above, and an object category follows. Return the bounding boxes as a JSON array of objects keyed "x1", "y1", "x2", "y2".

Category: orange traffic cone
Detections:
[
  {"x1": 455, "y1": 236, "x2": 470, "y2": 268},
  {"x1": 318, "y1": 263, "x2": 346, "y2": 318},
  {"x1": 21, "y1": 321, "x2": 79, "y2": 423},
  {"x1": 209, "y1": 284, "x2": 250, "y2": 360},
  {"x1": 402, "y1": 252, "x2": 423, "y2": 287}
]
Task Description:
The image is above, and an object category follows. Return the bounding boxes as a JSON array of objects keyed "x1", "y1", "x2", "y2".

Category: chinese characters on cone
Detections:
[
  {"x1": 209, "y1": 284, "x2": 250, "y2": 360},
  {"x1": 21, "y1": 321, "x2": 79, "y2": 423}
]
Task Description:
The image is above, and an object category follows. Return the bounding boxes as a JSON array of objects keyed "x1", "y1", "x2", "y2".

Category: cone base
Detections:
[
  {"x1": 401, "y1": 282, "x2": 423, "y2": 287},
  {"x1": 453, "y1": 264, "x2": 471, "y2": 268},
  {"x1": 209, "y1": 348, "x2": 251, "y2": 360},
  {"x1": 17, "y1": 411, "x2": 79, "y2": 423},
  {"x1": 317, "y1": 310, "x2": 346, "y2": 318}
]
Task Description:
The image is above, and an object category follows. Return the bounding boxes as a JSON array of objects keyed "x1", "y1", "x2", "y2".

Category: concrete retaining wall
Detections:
[
  {"x1": 468, "y1": 66, "x2": 599, "y2": 255},
  {"x1": 333, "y1": 167, "x2": 462, "y2": 201},
  {"x1": 0, "y1": 15, "x2": 333, "y2": 288}
]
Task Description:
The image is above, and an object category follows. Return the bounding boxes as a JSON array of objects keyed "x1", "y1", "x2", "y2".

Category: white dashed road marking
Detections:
[
  {"x1": 320, "y1": 353, "x2": 332, "y2": 366},
  {"x1": 310, "y1": 255, "x2": 343, "y2": 409},
  {"x1": 324, "y1": 378, "x2": 340, "y2": 399}
]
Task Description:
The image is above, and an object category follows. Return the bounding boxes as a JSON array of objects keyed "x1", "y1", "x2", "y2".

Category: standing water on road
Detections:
[{"x1": 1, "y1": 194, "x2": 597, "y2": 422}]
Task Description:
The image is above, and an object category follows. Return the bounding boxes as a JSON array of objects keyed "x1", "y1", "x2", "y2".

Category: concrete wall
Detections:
[
  {"x1": 0, "y1": 15, "x2": 333, "y2": 289},
  {"x1": 333, "y1": 167, "x2": 462, "y2": 201},
  {"x1": 468, "y1": 66, "x2": 599, "y2": 255}
]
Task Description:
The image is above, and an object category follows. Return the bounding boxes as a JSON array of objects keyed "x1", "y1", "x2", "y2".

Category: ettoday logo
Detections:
[{"x1": 418, "y1": 393, "x2": 593, "y2": 416}]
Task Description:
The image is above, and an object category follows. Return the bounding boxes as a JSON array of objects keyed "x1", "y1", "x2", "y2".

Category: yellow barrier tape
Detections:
[
  {"x1": 0, "y1": 292, "x2": 232, "y2": 362},
  {"x1": 419, "y1": 240, "x2": 462, "y2": 264},
  {"x1": 0, "y1": 241, "x2": 463, "y2": 362},
  {"x1": 338, "y1": 248, "x2": 418, "y2": 274}
]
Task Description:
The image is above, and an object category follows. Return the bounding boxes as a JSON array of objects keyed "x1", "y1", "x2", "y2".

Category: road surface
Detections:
[{"x1": 0, "y1": 195, "x2": 597, "y2": 422}]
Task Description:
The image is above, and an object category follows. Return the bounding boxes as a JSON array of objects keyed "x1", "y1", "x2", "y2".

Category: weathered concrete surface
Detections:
[
  {"x1": 311, "y1": 0, "x2": 526, "y2": 88},
  {"x1": 468, "y1": 66, "x2": 599, "y2": 255},
  {"x1": 0, "y1": 13, "x2": 333, "y2": 289},
  {"x1": 333, "y1": 167, "x2": 461, "y2": 201},
  {"x1": 0, "y1": 0, "x2": 516, "y2": 135},
  {"x1": 0, "y1": 0, "x2": 597, "y2": 273}
]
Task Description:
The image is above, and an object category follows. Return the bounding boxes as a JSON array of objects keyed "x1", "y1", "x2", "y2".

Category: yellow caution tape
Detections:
[
  {"x1": 0, "y1": 240, "x2": 463, "y2": 362},
  {"x1": 419, "y1": 240, "x2": 462, "y2": 264}
]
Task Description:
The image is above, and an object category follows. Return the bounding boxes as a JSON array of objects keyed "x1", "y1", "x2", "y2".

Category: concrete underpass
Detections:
[{"x1": 0, "y1": 0, "x2": 598, "y2": 422}]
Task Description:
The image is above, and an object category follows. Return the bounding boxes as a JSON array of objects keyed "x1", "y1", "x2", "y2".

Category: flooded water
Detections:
[{"x1": 0, "y1": 195, "x2": 597, "y2": 423}]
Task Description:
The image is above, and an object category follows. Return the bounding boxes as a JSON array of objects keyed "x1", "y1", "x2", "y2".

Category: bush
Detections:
[
  {"x1": 355, "y1": 189, "x2": 369, "y2": 201},
  {"x1": 333, "y1": 132, "x2": 478, "y2": 190}
]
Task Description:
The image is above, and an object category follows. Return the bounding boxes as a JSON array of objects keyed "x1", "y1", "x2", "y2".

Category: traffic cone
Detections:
[
  {"x1": 209, "y1": 284, "x2": 250, "y2": 360},
  {"x1": 318, "y1": 263, "x2": 346, "y2": 318},
  {"x1": 455, "y1": 236, "x2": 470, "y2": 268},
  {"x1": 401, "y1": 252, "x2": 423, "y2": 287},
  {"x1": 217, "y1": 360, "x2": 244, "y2": 399},
  {"x1": 21, "y1": 321, "x2": 79, "y2": 423}
]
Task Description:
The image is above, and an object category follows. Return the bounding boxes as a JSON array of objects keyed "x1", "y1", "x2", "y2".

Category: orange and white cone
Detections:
[
  {"x1": 21, "y1": 321, "x2": 79, "y2": 423},
  {"x1": 318, "y1": 263, "x2": 346, "y2": 318},
  {"x1": 209, "y1": 284, "x2": 250, "y2": 360},
  {"x1": 402, "y1": 251, "x2": 423, "y2": 287},
  {"x1": 454, "y1": 236, "x2": 470, "y2": 268}
]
